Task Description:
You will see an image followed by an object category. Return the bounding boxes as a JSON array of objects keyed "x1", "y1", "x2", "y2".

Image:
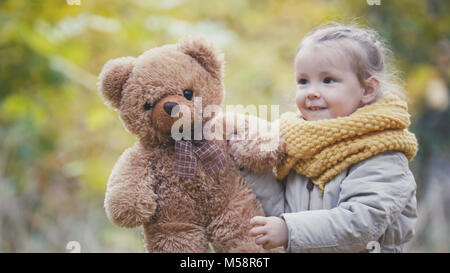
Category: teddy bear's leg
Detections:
[
  {"x1": 206, "y1": 186, "x2": 266, "y2": 253},
  {"x1": 143, "y1": 222, "x2": 210, "y2": 253}
]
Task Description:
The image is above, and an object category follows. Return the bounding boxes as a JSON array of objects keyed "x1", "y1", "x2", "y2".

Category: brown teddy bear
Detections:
[{"x1": 97, "y1": 36, "x2": 284, "y2": 252}]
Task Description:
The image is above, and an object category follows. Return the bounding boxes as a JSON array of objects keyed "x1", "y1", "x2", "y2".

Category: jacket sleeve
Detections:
[
  {"x1": 281, "y1": 151, "x2": 417, "y2": 253},
  {"x1": 241, "y1": 170, "x2": 285, "y2": 217}
]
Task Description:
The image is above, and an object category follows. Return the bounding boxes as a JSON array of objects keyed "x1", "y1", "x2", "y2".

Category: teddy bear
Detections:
[{"x1": 97, "y1": 36, "x2": 284, "y2": 252}]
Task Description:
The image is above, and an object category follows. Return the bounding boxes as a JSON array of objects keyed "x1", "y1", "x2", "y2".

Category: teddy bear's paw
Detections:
[
  {"x1": 106, "y1": 199, "x2": 155, "y2": 228},
  {"x1": 225, "y1": 115, "x2": 286, "y2": 173},
  {"x1": 228, "y1": 135, "x2": 285, "y2": 173},
  {"x1": 105, "y1": 184, "x2": 157, "y2": 228},
  {"x1": 106, "y1": 202, "x2": 144, "y2": 228},
  {"x1": 134, "y1": 187, "x2": 158, "y2": 223}
]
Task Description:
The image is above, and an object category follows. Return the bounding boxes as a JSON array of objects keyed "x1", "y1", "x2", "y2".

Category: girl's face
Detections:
[{"x1": 295, "y1": 43, "x2": 366, "y2": 121}]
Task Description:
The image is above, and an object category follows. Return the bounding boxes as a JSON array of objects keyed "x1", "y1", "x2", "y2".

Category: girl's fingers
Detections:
[
  {"x1": 249, "y1": 225, "x2": 266, "y2": 237},
  {"x1": 255, "y1": 235, "x2": 269, "y2": 246},
  {"x1": 263, "y1": 242, "x2": 274, "y2": 250},
  {"x1": 250, "y1": 216, "x2": 267, "y2": 226}
]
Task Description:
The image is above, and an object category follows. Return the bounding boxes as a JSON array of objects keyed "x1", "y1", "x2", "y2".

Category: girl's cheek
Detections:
[{"x1": 295, "y1": 92, "x2": 304, "y2": 109}]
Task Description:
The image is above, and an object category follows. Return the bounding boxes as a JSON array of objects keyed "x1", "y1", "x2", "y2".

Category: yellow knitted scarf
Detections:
[{"x1": 275, "y1": 93, "x2": 418, "y2": 192}]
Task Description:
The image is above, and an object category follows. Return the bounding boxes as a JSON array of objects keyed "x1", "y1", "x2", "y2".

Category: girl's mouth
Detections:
[{"x1": 307, "y1": 106, "x2": 327, "y2": 111}]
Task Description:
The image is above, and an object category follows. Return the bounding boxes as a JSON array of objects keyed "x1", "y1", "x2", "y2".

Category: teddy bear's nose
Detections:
[{"x1": 163, "y1": 102, "x2": 179, "y2": 115}]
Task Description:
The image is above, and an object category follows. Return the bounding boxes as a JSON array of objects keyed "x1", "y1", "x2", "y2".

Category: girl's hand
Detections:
[{"x1": 249, "y1": 216, "x2": 288, "y2": 249}]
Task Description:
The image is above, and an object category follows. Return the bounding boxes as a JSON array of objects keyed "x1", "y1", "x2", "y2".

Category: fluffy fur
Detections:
[{"x1": 98, "y1": 36, "x2": 284, "y2": 252}]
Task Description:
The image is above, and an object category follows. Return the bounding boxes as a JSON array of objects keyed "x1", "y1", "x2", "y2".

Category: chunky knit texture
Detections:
[{"x1": 275, "y1": 93, "x2": 418, "y2": 192}]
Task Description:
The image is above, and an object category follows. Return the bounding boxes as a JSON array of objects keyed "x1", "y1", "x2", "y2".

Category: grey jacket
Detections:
[{"x1": 242, "y1": 151, "x2": 417, "y2": 253}]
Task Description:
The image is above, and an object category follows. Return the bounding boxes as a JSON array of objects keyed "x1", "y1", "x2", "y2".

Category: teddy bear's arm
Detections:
[
  {"x1": 104, "y1": 144, "x2": 157, "y2": 228},
  {"x1": 215, "y1": 112, "x2": 286, "y2": 173}
]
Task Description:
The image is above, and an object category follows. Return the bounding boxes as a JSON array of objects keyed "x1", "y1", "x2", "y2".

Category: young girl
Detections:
[{"x1": 245, "y1": 22, "x2": 418, "y2": 253}]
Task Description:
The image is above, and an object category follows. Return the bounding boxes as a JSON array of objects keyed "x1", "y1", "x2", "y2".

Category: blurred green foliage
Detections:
[{"x1": 0, "y1": 0, "x2": 448, "y2": 252}]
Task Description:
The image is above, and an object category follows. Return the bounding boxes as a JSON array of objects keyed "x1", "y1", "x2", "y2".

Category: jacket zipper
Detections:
[{"x1": 307, "y1": 180, "x2": 314, "y2": 210}]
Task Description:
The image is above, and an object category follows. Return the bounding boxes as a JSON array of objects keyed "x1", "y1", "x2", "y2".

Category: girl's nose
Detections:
[{"x1": 306, "y1": 89, "x2": 321, "y2": 99}]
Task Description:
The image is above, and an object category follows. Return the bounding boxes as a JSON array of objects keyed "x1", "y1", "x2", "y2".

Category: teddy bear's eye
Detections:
[
  {"x1": 144, "y1": 102, "x2": 153, "y2": 111},
  {"x1": 183, "y1": 89, "x2": 194, "y2": 101}
]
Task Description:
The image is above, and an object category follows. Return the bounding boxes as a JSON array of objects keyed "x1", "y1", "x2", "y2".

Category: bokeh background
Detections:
[{"x1": 0, "y1": 0, "x2": 448, "y2": 252}]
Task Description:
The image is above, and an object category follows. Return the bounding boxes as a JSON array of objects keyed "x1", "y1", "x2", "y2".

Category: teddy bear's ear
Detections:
[
  {"x1": 177, "y1": 36, "x2": 224, "y2": 79},
  {"x1": 97, "y1": 56, "x2": 136, "y2": 109}
]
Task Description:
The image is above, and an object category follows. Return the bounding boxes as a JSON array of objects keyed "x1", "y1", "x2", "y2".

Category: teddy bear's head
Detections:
[{"x1": 98, "y1": 37, "x2": 224, "y2": 146}]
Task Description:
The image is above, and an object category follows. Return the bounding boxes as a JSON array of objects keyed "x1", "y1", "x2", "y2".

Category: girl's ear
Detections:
[{"x1": 361, "y1": 76, "x2": 380, "y2": 105}]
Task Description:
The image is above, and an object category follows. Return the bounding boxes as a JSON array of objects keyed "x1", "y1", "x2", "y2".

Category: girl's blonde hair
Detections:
[{"x1": 297, "y1": 22, "x2": 405, "y2": 100}]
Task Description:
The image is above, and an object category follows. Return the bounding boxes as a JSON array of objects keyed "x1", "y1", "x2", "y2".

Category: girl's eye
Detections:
[
  {"x1": 323, "y1": 77, "x2": 335, "y2": 84},
  {"x1": 183, "y1": 89, "x2": 194, "y2": 100},
  {"x1": 298, "y1": 79, "x2": 308, "y2": 85}
]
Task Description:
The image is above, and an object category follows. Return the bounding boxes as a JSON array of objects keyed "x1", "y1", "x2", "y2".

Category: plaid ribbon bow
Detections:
[{"x1": 174, "y1": 140, "x2": 227, "y2": 180}]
